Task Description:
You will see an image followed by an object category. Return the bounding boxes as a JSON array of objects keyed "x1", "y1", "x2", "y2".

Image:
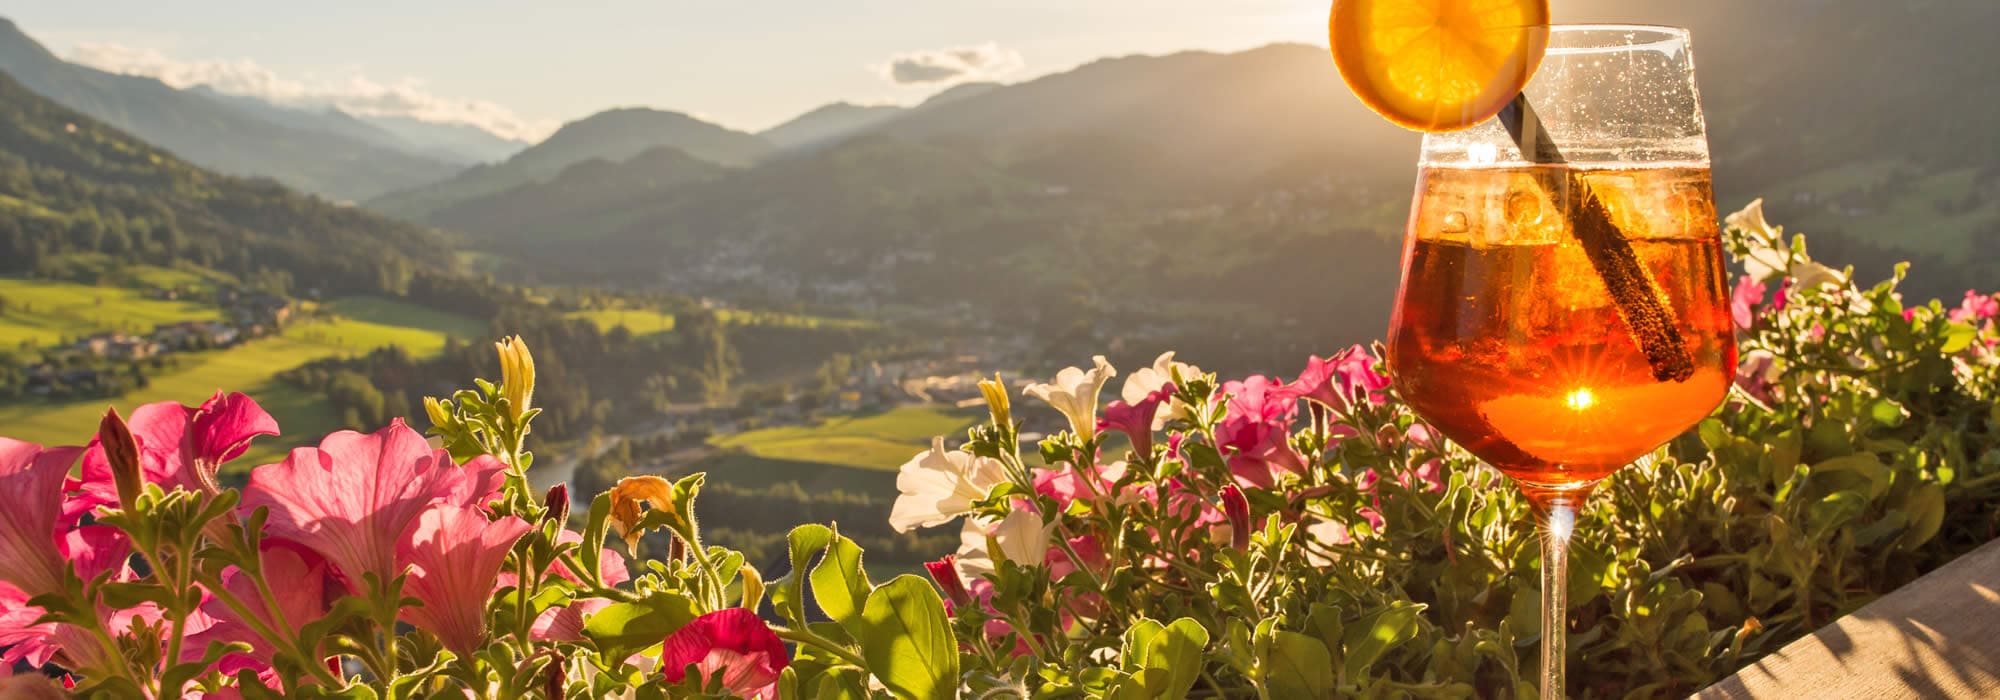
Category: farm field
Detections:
[
  {"x1": 707, "y1": 405, "x2": 976, "y2": 471},
  {"x1": 564, "y1": 305, "x2": 877, "y2": 337},
  {"x1": 287, "y1": 296, "x2": 486, "y2": 358},
  {"x1": 0, "y1": 276, "x2": 223, "y2": 348}
]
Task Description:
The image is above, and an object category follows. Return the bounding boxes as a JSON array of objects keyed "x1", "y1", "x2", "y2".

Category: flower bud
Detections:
[
  {"x1": 423, "y1": 395, "x2": 453, "y2": 429},
  {"x1": 977, "y1": 373, "x2": 1011, "y2": 429},
  {"x1": 544, "y1": 649, "x2": 565, "y2": 699},
  {"x1": 98, "y1": 408, "x2": 143, "y2": 511},
  {"x1": 543, "y1": 483, "x2": 571, "y2": 526},
  {"x1": 495, "y1": 335, "x2": 536, "y2": 421},
  {"x1": 924, "y1": 555, "x2": 974, "y2": 609},
  {"x1": 739, "y1": 564, "x2": 765, "y2": 610},
  {"x1": 1220, "y1": 485, "x2": 1251, "y2": 551}
]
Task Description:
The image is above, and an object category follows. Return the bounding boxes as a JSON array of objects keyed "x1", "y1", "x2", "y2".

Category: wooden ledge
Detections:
[{"x1": 1694, "y1": 537, "x2": 2000, "y2": 699}]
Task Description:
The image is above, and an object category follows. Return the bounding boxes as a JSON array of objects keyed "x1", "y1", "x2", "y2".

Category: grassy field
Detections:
[
  {"x1": 2, "y1": 295, "x2": 487, "y2": 472},
  {"x1": 708, "y1": 405, "x2": 977, "y2": 471},
  {"x1": 0, "y1": 277, "x2": 224, "y2": 349},
  {"x1": 287, "y1": 296, "x2": 487, "y2": 358},
  {"x1": 0, "y1": 337, "x2": 345, "y2": 470},
  {"x1": 565, "y1": 305, "x2": 877, "y2": 337}
]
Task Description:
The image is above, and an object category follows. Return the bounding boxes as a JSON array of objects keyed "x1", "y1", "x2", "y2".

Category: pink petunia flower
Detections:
[
  {"x1": 1949, "y1": 290, "x2": 1999, "y2": 323},
  {"x1": 1730, "y1": 275, "x2": 1766, "y2": 330},
  {"x1": 531, "y1": 598, "x2": 612, "y2": 643},
  {"x1": 1220, "y1": 485, "x2": 1251, "y2": 551},
  {"x1": 0, "y1": 526, "x2": 140, "y2": 673},
  {"x1": 397, "y1": 505, "x2": 533, "y2": 656},
  {"x1": 1098, "y1": 387, "x2": 1168, "y2": 455},
  {"x1": 71, "y1": 392, "x2": 279, "y2": 521},
  {"x1": 0, "y1": 581, "x2": 59, "y2": 668},
  {"x1": 1772, "y1": 279, "x2": 1791, "y2": 312},
  {"x1": 192, "y1": 543, "x2": 334, "y2": 676},
  {"x1": 924, "y1": 556, "x2": 974, "y2": 610},
  {"x1": 241, "y1": 419, "x2": 507, "y2": 593},
  {"x1": 1215, "y1": 376, "x2": 1307, "y2": 488},
  {"x1": 0, "y1": 439, "x2": 83, "y2": 598},
  {"x1": 660, "y1": 608, "x2": 789, "y2": 699},
  {"x1": 1283, "y1": 346, "x2": 1393, "y2": 415}
]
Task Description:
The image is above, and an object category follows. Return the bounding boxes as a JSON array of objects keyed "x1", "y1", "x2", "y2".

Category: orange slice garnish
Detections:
[{"x1": 1329, "y1": 0, "x2": 1551, "y2": 132}]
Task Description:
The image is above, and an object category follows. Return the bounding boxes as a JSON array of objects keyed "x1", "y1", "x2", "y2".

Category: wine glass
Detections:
[{"x1": 1385, "y1": 25, "x2": 1736, "y2": 697}]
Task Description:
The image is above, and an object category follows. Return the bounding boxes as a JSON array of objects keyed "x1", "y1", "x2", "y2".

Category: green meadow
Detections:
[
  {"x1": 0, "y1": 287, "x2": 486, "y2": 472},
  {"x1": 564, "y1": 305, "x2": 876, "y2": 337},
  {"x1": 707, "y1": 405, "x2": 976, "y2": 472}
]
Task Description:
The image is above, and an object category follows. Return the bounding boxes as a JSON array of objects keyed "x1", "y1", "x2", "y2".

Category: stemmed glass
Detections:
[{"x1": 1385, "y1": 26, "x2": 1736, "y2": 697}]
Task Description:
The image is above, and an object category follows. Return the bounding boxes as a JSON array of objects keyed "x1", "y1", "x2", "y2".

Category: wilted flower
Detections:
[
  {"x1": 660, "y1": 608, "x2": 789, "y2": 699},
  {"x1": 1023, "y1": 356, "x2": 1116, "y2": 440},
  {"x1": 889, "y1": 437, "x2": 1007, "y2": 533},
  {"x1": 398, "y1": 505, "x2": 533, "y2": 656},
  {"x1": 242, "y1": 419, "x2": 507, "y2": 591},
  {"x1": 607, "y1": 475, "x2": 682, "y2": 555},
  {"x1": 495, "y1": 335, "x2": 536, "y2": 420},
  {"x1": 0, "y1": 439, "x2": 82, "y2": 598}
]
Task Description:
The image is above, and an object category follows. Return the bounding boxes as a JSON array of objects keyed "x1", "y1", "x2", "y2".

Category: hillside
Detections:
[
  {"x1": 760, "y1": 102, "x2": 905, "y2": 150},
  {"x1": 0, "y1": 66, "x2": 460, "y2": 299},
  {"x1": 362, "y1": 114, "x2": 529, "y2": 164},
  {"x1": 366, "y1": 107, "x2": 773, "y2": 220},
  {"x1": 428, "y1": 146, "x2": 727, "y2": 242},
  {"x1": 0, "y1": 18, "x2": 459, "y2": 201}
]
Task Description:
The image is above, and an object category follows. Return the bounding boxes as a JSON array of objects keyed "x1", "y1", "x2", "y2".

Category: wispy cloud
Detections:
[
  {"x1": 877, "y1": 42, "x2": 1024, "y2": 86},
  {"x1": 66, "y1": 42, "x2": 554, "y2": 141}
]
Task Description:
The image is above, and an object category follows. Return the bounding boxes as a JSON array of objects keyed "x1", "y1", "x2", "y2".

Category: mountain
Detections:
[
  {"x1": 760, "y1": 102, "x2": 904, "y2": 150},
  {"x1": 186, "y1": 85, "x2": 412, "y2": 152},
  {"x1": 0, "y1": 17, "x2": 459, "y2": 202},
  {"x1": 366, "y1": 107, "x2": 774, "y2": 221},
  {"x1": 0, "y1": 65, "x2": 460, "y2": 298},
  {"x1": 361, "y1": 115, "x2": 529, "y2": 164},
  {"x1": 428, "y1": 146, "x2": 727, "y2": 242}
]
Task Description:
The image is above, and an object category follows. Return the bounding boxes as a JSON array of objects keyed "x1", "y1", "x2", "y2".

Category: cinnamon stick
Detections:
[{"x1": 1498, "y1": 95, "x2": 1695, "y2": 382}]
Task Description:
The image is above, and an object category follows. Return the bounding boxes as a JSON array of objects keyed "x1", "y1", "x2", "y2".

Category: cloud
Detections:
[
  {"x1": 66, "y1": 42, "x2": 555, "y2": 142},
  {"x1": 878, "y1": 42, "x2": 1023, "y2": 86}
]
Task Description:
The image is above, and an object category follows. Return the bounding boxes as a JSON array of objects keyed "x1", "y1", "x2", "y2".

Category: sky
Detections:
[{"x1": 7, "y1": 1, "x2": 1332, "y2": 141}]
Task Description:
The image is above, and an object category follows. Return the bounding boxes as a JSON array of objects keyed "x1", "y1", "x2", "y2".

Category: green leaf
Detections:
[
  {"x1": 777, "y1": 524, "x2": 834, "y2": 626},
  {"x1": 854, "y1": 575, "x2": 958, "y2": 700},
  {"x1": 811, "y1": 535, "x2": 872, "y2": 631},
  {"x1": 1264, "y1": 631, "x2": 1336, "y2": 698},
  {"x1": 1811, "y1": 453, "x2": 1893, "y2": 499},
  {"x1": 1146, "y1": 618, "x2": 1211, "y2": 699},
  {"x1": 580, "y1": 492, "x2": 613, "y2": 581},
  {"x1": 1342, "y1": 602, "x2": 1425, "y2": 683},
  {"x1": 1941, "y1": 321, "x2": 1978, "y2": 353},
  {"x1": 811, "y1": 666, "x2": 870, "y2": 700},
  {"x1": 1119, "y1": 618, "x2": 1166, "y2": 671},
  {"x1": 1866, "y1": 398, "x2": 1908, "y2": 428},
  {"x1": 582, "y1": 592, "x2": 699, "y2": 661},
  {"x1": 1897, "y1": 482, "x2": 1946, "y2": 549}
]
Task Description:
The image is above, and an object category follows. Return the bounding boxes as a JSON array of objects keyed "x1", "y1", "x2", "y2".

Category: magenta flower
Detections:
[
  {"x1": 1099, "y1": 386, "x2": 1168, "y2": 455},
  {"x1": 1411, "y1": 459, "x2": 1446, "y2": 494},
  {"x1": 925, "y1": 555, "x2": 974, "y2": 610},
  {"x1": 72, "y1": 392, "x2": 278, "y2": 518},
  {"x1": 530, "y1": 598, "x2": 611, "y2": 643},
  {"x1": 1772, "y1": 279, "x2": 1792, "y2": 312},
  {"x1": 0, "y1": 439, "x2": 83, "y2": 598},
  {"x1": 1949, "y1": 290, "x2": 1999, "y2": 323},
  {"x1": 397, "y1": 504, "x2": 533, "y2": 656},
  {"x1": 1215, "y1": 376, "x2": 1306, "y2": 488},
  {"x1": 0, "y1": 581, "x2": 58, "y2": 668},
  {"x1": 242, "y1": 419, "x2": 506, "y2": 592},
  {"x1": 1284, "y1": 346, "x2": 1393, "y2": 415},
  {"x1": 660, "y1": 608, "x2": 789, "y2": 699},
  {"x1": 1730, "y1": 275, "x2": 1766, "y2": 330}
]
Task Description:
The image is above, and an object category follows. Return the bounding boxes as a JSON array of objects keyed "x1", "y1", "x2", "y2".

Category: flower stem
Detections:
[{"x1": 770, "y1": 624, "x2": 868, "y2": 668}]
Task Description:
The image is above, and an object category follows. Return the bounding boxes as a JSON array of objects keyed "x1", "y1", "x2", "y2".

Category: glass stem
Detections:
[{"x1": 1540, "y1": 498, "x2": 1576, "y2": 699}]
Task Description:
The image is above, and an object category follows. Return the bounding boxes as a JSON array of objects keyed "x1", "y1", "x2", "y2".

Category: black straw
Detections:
[{"x1": 1497, "y1": 94, "x2": 1695, "y2": 383}]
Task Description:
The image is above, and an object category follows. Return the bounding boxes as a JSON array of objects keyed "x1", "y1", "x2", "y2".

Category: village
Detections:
[{"x1": 7, "y1": 290, "x2": 293, "y2": 398}]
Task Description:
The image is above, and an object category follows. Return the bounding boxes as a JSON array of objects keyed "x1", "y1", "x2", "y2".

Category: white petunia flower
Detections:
[
  {"x1": 955, "y1": 516, "x2": 996, "y2": 579},
  {"x1": 1789, "y1": 260, "x2": 1848, "y2": 292},
  {"x1": 1728, "y1": 199, "x2": 1790, "y2": 282},
  {"x1": 993, "y1": 508, "x2": 1055, "y2": 567},
  {"x1": 1301, "y1": 518, "x2": 1353, "y2": 567},
  {"x1": 1120, "y1": 351, "x2": 1204, "y2": 429},
  {"x1": 888, "y1": 437, "x2": 1007, "y2": 533},
  {"x1": 1024, "y1": 355, "x2": 1116, "y2": 439}
]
